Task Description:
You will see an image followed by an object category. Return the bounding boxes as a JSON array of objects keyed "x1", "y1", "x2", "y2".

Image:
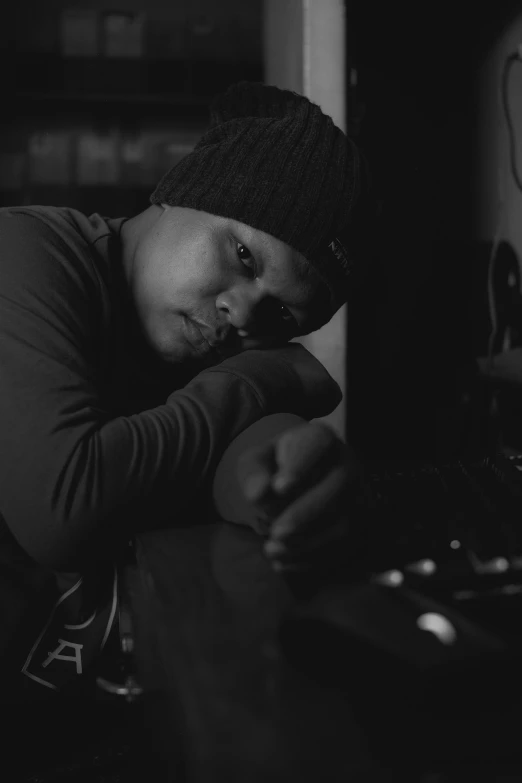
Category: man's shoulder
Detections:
[
  {"x1": 0, "y1": 205, "x2": 116, "y2": 249},
  {"x1": 0, "y1": 205, "x2": 127, "y2": 296}
]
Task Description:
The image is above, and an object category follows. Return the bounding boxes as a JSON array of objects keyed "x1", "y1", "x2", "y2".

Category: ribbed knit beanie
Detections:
[{"x1": 150, "y1": 81, "x2": 374, "y2": 312}]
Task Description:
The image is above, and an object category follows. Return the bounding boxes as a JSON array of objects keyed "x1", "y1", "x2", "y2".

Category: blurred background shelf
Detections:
[
  {"x1": 4, "y1": 54, "x2": 261, "y2": 107},
  {"x1": 10, "y1": 91, "x2": 211, "y2": 108},
  {"x1": 0, "y1": 0, "x2": 263, "y2": 215},
  {"x1": 0, "y1": 185, "x2": 153, "y2": 214}
]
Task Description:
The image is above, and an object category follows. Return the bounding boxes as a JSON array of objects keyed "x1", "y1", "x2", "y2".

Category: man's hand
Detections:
[{"x1": 236, "y1": 422, "x2": 360, "y2": 571}]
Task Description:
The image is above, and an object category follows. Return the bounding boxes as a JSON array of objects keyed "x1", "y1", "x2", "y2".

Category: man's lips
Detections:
[
  {"x1": 182, "y1": 317, "x2": 211, "y2": 356},
  {"x1": 184, "y1": 317, "x2": 279, "y2": 360},
  {"x1": 184, "y1": 317, "x2": 231, "y2": 359}
]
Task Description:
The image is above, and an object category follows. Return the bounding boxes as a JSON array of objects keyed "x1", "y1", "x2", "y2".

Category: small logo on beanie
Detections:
[{"x1": 328, "y1": 237, "x2": 352, "y2": 275}]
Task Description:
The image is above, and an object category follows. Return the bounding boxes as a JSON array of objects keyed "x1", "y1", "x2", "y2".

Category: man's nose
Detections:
[{"x1": 216, "y1": 285, "x2": 263, "y2": 333}]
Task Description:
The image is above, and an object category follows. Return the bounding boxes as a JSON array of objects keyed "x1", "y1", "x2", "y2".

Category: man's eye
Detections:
[
  {"x1": 236, "y1": 243, "x2": 256, "y2": 275},
  {"x1": 278, "y1": 305, "x2": 299, "y2": 333},
  {"x1": 253, "y1": 300, "x2": 299, "y2": 339}
]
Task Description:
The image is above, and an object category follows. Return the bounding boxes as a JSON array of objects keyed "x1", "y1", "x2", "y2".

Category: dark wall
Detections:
[
  {"x1": 345, "y1": 1, "x2": 521, "y2": 460},
  {"x1": 0, "y1": 2, "x2": 263, "y2": 216}
]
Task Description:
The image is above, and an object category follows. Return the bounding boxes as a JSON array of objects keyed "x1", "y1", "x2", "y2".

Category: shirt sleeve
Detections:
[{"x1": 0, "y1": 213, "x2": 304, "y2": 569}]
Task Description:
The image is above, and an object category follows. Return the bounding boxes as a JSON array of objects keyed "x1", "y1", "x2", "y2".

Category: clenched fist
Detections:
[{"x1": 235, "y1": 417, "x2": 361, "y2": 570}]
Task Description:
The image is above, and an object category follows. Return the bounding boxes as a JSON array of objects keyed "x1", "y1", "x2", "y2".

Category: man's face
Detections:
[{"x1": 123, "y1": 205, "x2": 333, "y2": 369}]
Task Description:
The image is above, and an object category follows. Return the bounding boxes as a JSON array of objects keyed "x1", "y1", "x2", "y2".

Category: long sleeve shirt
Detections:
[
  {"x1": 0, "y1": 205, "x2": 308, "y2": 569},
  {"x1": 0, "y1": 205, "x2": 307, "y2": 687}
]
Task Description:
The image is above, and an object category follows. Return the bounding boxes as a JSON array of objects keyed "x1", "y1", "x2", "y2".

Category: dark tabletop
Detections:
[
  {"x1": 127, "y1": 520, "x2": 399, "y2": 783},
  {"x1": 127, "y1": 520, "x2": 522, "y2": 783}
]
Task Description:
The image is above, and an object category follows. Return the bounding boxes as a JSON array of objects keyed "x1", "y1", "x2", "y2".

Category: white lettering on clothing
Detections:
[{"x1": 42, "y1": 639, "x2": 84, "y2": 674}]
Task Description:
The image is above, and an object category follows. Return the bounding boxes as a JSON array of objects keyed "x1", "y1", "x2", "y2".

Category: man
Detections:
[{"x1": 0, "y1": 81, "x2": 374, "y2": 700}]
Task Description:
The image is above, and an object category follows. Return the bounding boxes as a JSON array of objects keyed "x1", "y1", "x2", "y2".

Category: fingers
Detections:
[
  {"x1": 243, "y1": 471, "x2": 272, "y2": 503},
  {"x1": 266, "y1": 461, "x2": 349, "y2": 545},
  {"x1": 271, "y1": 422, "x2": 340, "y2": 494},
  {"x1": 238, "y1": 443, "x2": 276, "y2": 503},
  {"x1": 265, "y1": 512, "x2": 349, "y2": 572},
  {"x1": 235, "y1": 422, "x2": 359, "y2": 574},
  {"x1": 237, "y1": 439, "x2": 291, "y2": 523},
  {"x1": 239, "y1": 422, "x2": 341, "y2": 496}
]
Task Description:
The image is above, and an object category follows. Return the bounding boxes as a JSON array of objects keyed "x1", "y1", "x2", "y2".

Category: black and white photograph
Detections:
[{"x1": 1, "y1": 2, "x2": 522, "y2": 781}]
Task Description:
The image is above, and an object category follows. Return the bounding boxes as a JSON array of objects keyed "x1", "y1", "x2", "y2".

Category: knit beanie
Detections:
[{"x1": 150, "y1": 81, "x2": 374, "y2": 312}]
